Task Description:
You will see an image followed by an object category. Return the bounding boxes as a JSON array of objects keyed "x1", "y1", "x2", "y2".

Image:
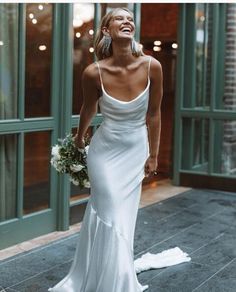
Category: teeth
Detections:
[{"x1": 121, "y1": 27, "x2": 131, "y2": 32}]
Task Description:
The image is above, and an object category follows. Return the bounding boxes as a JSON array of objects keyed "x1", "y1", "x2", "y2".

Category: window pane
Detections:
[
  {"x1": 24, "y1": 131, "x2": 50, "y2": 214},
  {"x1": 25, "y1": 3, "x2": 52, "y2": 118},
  {"x1": 0, "y1": 134, "x2": 17, "y2": 222},
  {"x1": 0, "y1": 4, "x2": 18, "y2": 120},
  {"x1": 194, "y1": 4, "x2": 212, "y2": 108},
  {"x1": 213, "y1": 120, "x2": 236, "y2": 176},
  {"x1": 193, "y1": 118, "x2": 209, "y2": 167},
  {"x1": 182, "y1": 118, "x2": 209, "y2": 173},
  {"x1": 216, "y1": 3, "x2": 236, "y2": 111},
  {"x1": 72, "y1": 3, "x2": 95, "y2": 115}
]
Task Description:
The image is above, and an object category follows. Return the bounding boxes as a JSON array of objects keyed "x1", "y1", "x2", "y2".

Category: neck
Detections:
[{"x1": 111, "y1": 39, "x2": 135, "y2": 66}]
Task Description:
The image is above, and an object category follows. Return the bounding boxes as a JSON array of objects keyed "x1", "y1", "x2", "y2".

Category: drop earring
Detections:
[
  {"x1": 102, "y1": 35, "x2": 112, "y2": 56},
  {"x1": 131, "y1": 38, "x2": 137, "y2": 54}
]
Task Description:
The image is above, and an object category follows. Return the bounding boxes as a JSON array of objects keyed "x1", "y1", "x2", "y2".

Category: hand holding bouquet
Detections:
[{"x1": 50, "y1": 133, "x2": 90, "y2": 188}]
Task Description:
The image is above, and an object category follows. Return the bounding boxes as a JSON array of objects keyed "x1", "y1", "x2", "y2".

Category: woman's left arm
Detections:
[{"x1": 145, "y1": 57, "x2": 163, "y2": 177}]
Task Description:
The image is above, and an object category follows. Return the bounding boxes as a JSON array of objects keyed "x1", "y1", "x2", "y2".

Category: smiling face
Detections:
[{"x1": 103, "y1": 9, "x2": 135, "y2": 41}]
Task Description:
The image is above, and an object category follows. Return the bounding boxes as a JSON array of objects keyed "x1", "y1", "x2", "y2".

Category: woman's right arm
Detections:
[{"x1": 75, "y1": 64, "x2": 100, "y2": 148}]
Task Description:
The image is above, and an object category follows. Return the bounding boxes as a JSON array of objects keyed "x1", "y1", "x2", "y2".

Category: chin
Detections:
[{"x1": 116, "y1": 33, "x2": 134, "y2": 41}]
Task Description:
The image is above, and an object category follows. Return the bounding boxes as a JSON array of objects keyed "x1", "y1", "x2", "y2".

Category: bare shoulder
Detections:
[
  {"x1": 149, "y1": 56, "x2": 162, "y2": 73},
  {"x1": 82, "y1": 62, "x2": 99, "y2": 83},
  {"x1": 146, "y1": 56, "x2": 162, "y2": 83},
  {"x1": 139, "y1": 55, "x2": 162, "y2": 72}
]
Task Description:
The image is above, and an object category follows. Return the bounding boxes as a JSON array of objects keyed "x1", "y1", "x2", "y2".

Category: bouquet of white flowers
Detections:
[{"x1": 50, "y1": 133, "x2": 90, "y2": 188}]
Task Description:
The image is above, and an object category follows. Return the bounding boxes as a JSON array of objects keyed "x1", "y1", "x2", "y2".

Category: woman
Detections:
[{"x1": 49, "y1": 7, "x2": 190, "y2": 292}]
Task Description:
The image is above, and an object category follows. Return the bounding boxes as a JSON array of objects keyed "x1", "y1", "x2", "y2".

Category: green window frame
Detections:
[{"x1": 173, "y1": 3, "x2": 236, "y2": 190}]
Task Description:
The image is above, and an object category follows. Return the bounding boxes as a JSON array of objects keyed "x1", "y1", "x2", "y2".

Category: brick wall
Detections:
[
  {"x1": 222, "y1": 3, "x2": 236, "y2": 174},
  {"x1": 141, "y1": 4, "x2": 178, "y2": 41}
]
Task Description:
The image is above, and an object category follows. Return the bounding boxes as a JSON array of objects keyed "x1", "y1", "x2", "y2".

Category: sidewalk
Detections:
[{"x1": 1, "y1": 181, "x2": 236, "y2": 291}]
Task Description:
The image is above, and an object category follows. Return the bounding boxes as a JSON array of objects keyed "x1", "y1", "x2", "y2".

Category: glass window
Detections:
[
  {"x1": 0, "y1": 4, "x2": 18, "y2": 120},
  {"x1": 25, "y1": 3, "x2": 53, "y2": 118},
  {"x1": 72, "y1": 3, "x2": 95, "y2": 115},
  {"x1": 0, "y1": 134, "x2": 18, "y2": 222},
  {"x1": 193, "y1": 4, "x2": 213, "y2": 108},
  {"x1": 24, "y1": 131, "x2": 51, "y2": 214},
  {"x1": 182, "y1": 118, "x2": 209, "y2": 173},
  {"x1": 216, "y1": 3, "x2": 236, "y2": 111},
  {"x1": 213, "y1": 120, "x2": 236, "y2": 176}
]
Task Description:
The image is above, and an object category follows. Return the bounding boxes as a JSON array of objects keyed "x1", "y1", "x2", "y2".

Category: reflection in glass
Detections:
[
  {"x1": 25, "y1": 3, "x2": 52, "y2": 118},
  {"x1": 73, "y1": 3, "x2": 95, "y2": 115},
  {"x1": 0, "y1": 4, "x2": 18, "y2": 120},
  {"x1": 214, "y1": 120, "x2": 236, "y2": 176},
  {"x1": 24, "y1": 131, "x2": 50, "y2": 214},
  {"x1": 220, "y1": 3, "x2": 236, "y2": 111},
  {"x1": 0, "y1": 134, "x2": 17, "y2": 222},
  {"x1": 193, "y1": 119, "x2": 209, "y2": 168},
  {"x1": 182, "y1": 118, "x2": 209, "y2": 173},
  {"x1": 195, "y1": 4, "x2": 212, "y2": 108}
]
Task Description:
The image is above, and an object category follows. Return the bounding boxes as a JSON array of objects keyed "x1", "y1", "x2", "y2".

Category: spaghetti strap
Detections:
[
  {"x1": 96, "y1": 61, "x2": 103, "y2": 88},
  {"x1": 148, "y1": 56, "x2": 152, "y2": 79}
]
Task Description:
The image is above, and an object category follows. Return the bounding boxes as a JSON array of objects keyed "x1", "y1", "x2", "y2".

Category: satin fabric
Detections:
[{"x1": 49, "y1": 58, "x2": 151, "y2": 292}]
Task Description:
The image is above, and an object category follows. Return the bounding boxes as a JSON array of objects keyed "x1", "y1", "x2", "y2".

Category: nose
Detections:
[
  {"x1": 123, "y1": 18, "x2": 131, "y2": 25},
  {"x1": 122, "y1": 17, "x2": 135, "y2": 30}
]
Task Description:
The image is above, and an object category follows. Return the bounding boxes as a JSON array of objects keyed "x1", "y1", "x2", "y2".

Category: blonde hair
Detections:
[{"x1": 94, "y1": 7, "x2": 144, "y2": 60}]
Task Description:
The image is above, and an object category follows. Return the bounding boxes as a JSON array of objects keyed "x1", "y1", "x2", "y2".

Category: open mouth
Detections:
[{"x1": 120, "y1": 27, "x2": 132, "y2": 33}]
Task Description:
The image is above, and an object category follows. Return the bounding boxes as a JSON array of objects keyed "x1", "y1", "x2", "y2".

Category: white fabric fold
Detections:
[{"x1": 134, "y1": 247, "x2": 191, "y2": 274}]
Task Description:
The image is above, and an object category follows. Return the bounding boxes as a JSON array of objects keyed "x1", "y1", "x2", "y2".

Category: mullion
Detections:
[
  {"x1": 210, "y1": 4, "x2": 219, "y2": 112},
  {"x1": 173, "y1": 3, "x2": 186, "y2": 185},
  {"x1": 18, "y1": 4, "x2": 26, "y2": 120},
  {"x1": 190, "y1": 119, "x2": 195, "y2": 169},
  {"x1": 201, "y1": 119, "x2": 205, "y2": 165},
  {"x1": 17, "y1": 132, "x2": 24, "y2": 218},
  {"x1": 202, "y1": 4, "x2": 208, "y2": 108},
  {"x1": 94, "y1": 3, "x2": 101, "y2": 63},
  {"x1": 134, "y1": 3, "x2": 141, "y2": 42}
]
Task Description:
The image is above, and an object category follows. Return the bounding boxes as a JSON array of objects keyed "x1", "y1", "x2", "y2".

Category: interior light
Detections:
[
  {"x1": 29, "y1": 13, "x2": 34, "y2": 19},
  {"x1": 172, "y1": 43, "x2": 178, "y2": 49},
  {"x1": 89, "y1": 47, "x2": 94, "y2": 53},
  {"x1": 32, "y1": 19, "x2": 37, "y2": 24},
  {"x1": 89, "y1": 29, "x2": 94, "y2": 35},
  {"x1": 75, "y1": 32, "x2": 81, "y2": 38},
  {"x1": 39, "y1": 45, "x2": 47, "y2": 51},
  {"x1": 73, "y1": 19, "x2": 83, "y2": 28},
  {"x1": 38, "y1": 5, "x2": 44, "y2": 10},
  {"x1": 153, "y1": 46, "x2": 161, "y2": 52},
  {"x1": 154, "y1": 40, "x2": 161, "y2": 46},
  {"x1": 0, "y1": 41, "x2": 4, "y2": 46},
  {"x1": 73, "y1": 4, "x2": 94, "y2": 25}
]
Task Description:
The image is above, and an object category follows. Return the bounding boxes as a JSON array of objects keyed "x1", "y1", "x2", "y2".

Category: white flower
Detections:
[
  {"x1": 51, "y1": 145, "x2": 61, "y2": 160},
  {"x1": 50, "y1": 157, "x2": 58, "y2": 168},
  {"x1": 83, "y1": 179, "x2": 90, "y2": 188},
  {"x1": 69, "y1": 176, "x2": 80, "y2": 186},
  {"x1": 78, "y1": 147, "x2": 85, "y2": 154},
  {"x1": 85, "y1": 145, "x2": 89, "y2": 155},
  {"x1": 70, "y1": 164, "x2": 84, "y2": 172}
]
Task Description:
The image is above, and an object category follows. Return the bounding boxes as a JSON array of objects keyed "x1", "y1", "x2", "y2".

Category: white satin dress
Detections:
[{"x1": 49, "y1": 57, "x2": 191, "y2": 292}]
